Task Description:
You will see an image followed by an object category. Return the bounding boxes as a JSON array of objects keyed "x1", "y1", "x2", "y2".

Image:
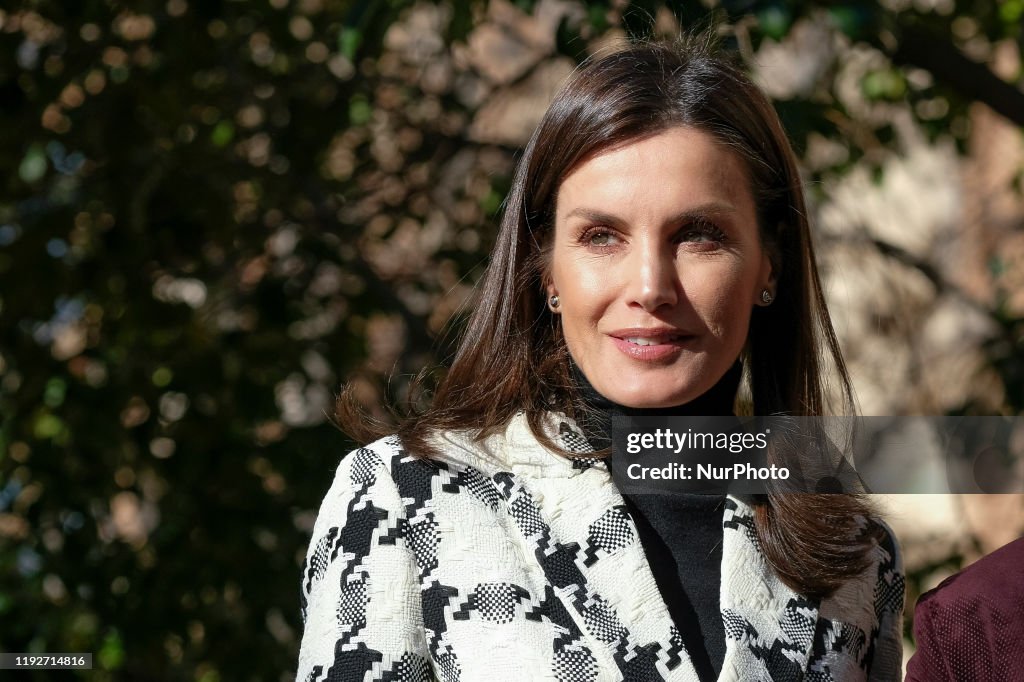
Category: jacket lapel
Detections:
[
  {"x1": 512, "y1": 411, "x2": 823, "y2": 675},
  {"x1": 498, "y1": 413, "x2": 705, "y2": 681},
  {"x1": 718, "y1": 497, "x2": 821, "y2": 680}
]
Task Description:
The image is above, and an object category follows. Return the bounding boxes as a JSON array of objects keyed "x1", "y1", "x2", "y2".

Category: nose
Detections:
[{"x1": 626, "y1": 238, "x2": 679, "y2": 312}]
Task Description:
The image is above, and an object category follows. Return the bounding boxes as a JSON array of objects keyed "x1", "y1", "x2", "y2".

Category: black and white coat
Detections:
[{"x1": 298, "y1": 413, "x2": 905, "y2": 682}]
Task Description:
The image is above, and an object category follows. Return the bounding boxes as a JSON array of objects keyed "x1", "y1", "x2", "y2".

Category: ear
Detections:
[
  {"x1": 546, "y1": 281, "x2": 561, "y2": 314},
  {"x1": 542, "y1": 265, "x2": 564, "y2": 314},
  {"x1": 755, "y1": 248, "x2": 778, "y2": 307}
]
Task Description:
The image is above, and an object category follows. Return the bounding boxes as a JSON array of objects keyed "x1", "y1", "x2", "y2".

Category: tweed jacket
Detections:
[{"x1": 297, "y1": 412, "x2": 905, "y2": 682}]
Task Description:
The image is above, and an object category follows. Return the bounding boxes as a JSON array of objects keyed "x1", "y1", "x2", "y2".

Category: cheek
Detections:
[
  {"x1": 689, "y1": 264, "x2": 757, "y2": 336},
  {"x1": 552, "y1": 258, "x2": 608, "y2": 325},
  {"x1": 560, "y1": 297, "x2": 603, "y2": 344}
]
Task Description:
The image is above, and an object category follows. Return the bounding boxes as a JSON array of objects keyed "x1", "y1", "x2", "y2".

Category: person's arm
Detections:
[
  {"x1": 297, "y1": 442, "x2": 431, "y2": 681},
  {"x1": 904, "y1": 596, "x2": 947, "y2": 682},
  {"x1": 867, "y1": 519, "x2": 906, "y2": 682}
]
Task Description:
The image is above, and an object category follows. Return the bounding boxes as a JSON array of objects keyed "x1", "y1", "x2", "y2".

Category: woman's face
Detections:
[{"x1": 548, "y1": 126, "x2": 775, "y2": 408}]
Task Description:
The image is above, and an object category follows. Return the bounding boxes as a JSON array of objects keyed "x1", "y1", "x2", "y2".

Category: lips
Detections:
[
  {"x1": 608, "y1": 327, "x2": 695, "y2": 361},
  {"x1": 621, "y1": 334, "x2": 685, "y2": 346},
  {"x1": 609, "y1": 327, "x2": 693, "y2": 342}
]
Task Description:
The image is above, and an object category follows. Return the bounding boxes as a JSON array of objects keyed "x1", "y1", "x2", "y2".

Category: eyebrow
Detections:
[{"x1": 563, "y1": 202, "x2": 739, "y2": 227}]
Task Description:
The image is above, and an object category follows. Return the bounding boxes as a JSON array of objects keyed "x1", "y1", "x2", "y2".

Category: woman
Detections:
[{"x1": 298, "y1": 36, "x2": 905, "y2": 682}]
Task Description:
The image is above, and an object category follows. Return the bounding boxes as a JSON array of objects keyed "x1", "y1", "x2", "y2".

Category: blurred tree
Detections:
[{"x1": 0, "y1": 0, "x2": 1020, "y2": 680}]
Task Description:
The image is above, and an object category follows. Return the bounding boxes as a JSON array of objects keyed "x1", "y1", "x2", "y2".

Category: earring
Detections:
[
  {"x1": 761, "y1": 289, "x2": 773, "y2": 305},
  {"x1": 548, "y1": 294, "x2": 560, "y2": 309}
]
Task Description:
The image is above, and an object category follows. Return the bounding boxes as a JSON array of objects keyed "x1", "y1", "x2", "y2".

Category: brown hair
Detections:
[{"x1": 339, "y1": 35, "x2": 882, "y2": 599}]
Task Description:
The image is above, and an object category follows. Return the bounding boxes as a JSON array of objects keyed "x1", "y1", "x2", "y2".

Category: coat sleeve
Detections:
[
  {"x1": 297, "y1": 442, "x2": 432, "y2": 682},
  {"x1": 904, "y1": 595, "x2": 946, "y2": 682},
  {"x1": 867, "y1": 519, "x2": 906, "y2": 682}
]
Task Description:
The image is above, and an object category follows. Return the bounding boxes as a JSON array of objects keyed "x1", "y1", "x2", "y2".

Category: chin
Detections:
[{"x1": 604, "y1": 385, "x2": 696, "y2": 409}]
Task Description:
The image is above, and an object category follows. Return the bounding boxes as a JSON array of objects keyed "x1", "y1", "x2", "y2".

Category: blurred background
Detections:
[{"x1": 0, "y1": 0, "x2": 1022, "y2": 679}]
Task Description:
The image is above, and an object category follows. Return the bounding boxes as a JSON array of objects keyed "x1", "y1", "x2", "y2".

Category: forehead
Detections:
[{"x1": 554, "y1": 126, "x2": 755, "y2": 218}]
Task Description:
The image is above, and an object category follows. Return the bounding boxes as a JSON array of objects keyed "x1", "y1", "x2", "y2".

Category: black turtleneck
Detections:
[{"x1": 572, "y1": 362, "x2": 738, "y2": 682}]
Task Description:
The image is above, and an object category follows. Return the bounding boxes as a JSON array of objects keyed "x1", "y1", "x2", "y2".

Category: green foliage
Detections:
[
  {"x1": 755, "y1": 3, "x2": 793, "y2": 41},
  {"x1": 862, "y1": 69, "x2": 907, "y2": 101},
  {"x1": 0, "y1": 0, "x2": 414, "y2": 679}
]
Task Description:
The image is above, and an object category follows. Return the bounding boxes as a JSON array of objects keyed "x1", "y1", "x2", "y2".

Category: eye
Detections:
[
  {"x1": 579, "y1": 227, "x2": 620, "y2": 248},
  {"x1": 677, "y1": 220, "x2": 727, "y2": 245}
]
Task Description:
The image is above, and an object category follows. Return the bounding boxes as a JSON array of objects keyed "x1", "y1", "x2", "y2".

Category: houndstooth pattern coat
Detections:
[{"x1": 297, "y1": 412, "x2": 905, "y2": 682}]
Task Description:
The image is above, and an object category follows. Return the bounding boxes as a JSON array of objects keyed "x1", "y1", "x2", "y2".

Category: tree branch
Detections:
[{"x1": 890, "y1": 23, "x2": 1024, "y2": 127}]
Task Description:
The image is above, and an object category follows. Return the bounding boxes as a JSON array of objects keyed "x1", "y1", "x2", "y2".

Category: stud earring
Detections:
[
  {"x1": 548, "y1": 294, "x2": 560, "y2": 309},
  {"x1": 761, "y1": 289, "x2": 773, "y2": 305}
]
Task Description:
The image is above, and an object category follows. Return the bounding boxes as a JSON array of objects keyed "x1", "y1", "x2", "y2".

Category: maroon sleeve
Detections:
[
  {"x1": 904, "y1": 595, "x2": 948, "y2": 682},
  {"x1": 905, "y1": 537, "x2": 1024, "y2": 682}
]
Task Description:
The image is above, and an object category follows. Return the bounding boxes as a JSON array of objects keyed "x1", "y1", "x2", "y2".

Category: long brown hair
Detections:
[{"x1": 339, "y1": 34, "x2": 881, "y2": 599}]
